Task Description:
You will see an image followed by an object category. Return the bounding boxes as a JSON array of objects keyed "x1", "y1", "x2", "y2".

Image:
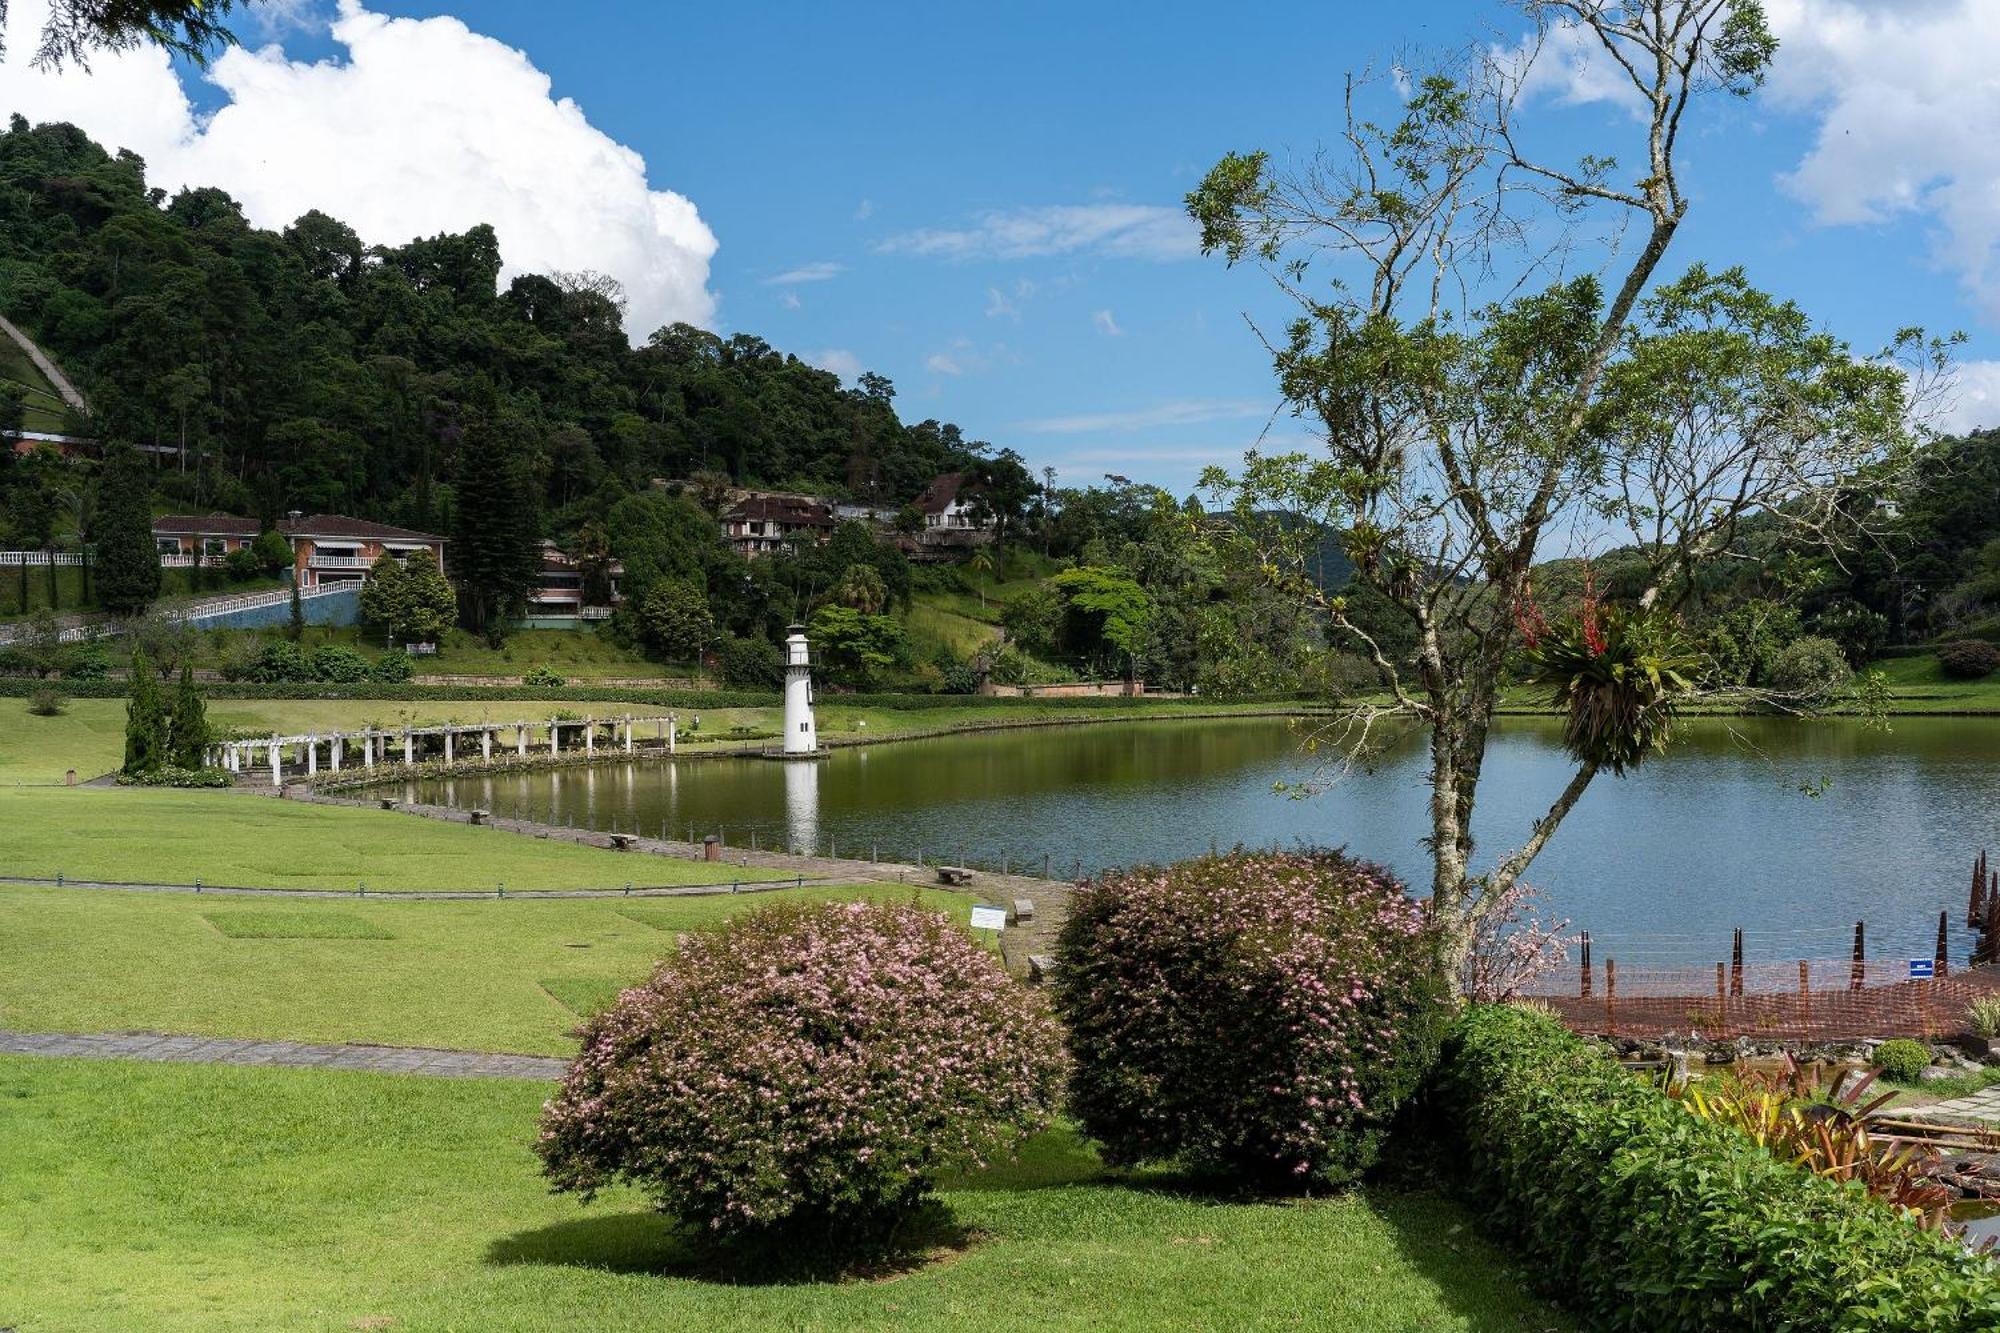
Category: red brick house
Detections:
[{"x1": 151, "y1": 512, "x2": 447, "y2": 587}]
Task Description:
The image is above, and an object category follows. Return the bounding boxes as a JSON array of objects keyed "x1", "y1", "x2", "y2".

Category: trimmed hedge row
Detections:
[{"x1": 1432, "y1": 1005, "x2": 2000, "y2": 1332}]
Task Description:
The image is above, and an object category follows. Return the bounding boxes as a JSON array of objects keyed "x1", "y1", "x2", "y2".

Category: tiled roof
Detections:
[
  {"x1": 726, "y1": 495, "x2": 835, "y2": 526},
  {"x1": 913, "y1": 472, "x2": 966, "y2": 514},
  {"x1": 278, "y1": 514, "x2": 445, "y2": 543},
  {"x1": 152, "y1": 514, "x2": 262, "y2": 537}
]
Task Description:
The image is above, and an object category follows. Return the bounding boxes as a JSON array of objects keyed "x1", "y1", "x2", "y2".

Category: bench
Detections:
[
  {"x1": 1012, "y1": 897, "x2": 1035, "y2": 923},
  {"x1": 378, "y1": 798, "x2": 398, "y2": 811},
  {"x1": 1028, "y1": 955, "x2": 1057, "y2": 983},
  {"x1": 936, "y1": 866, "x2": 976, "y2": 886},
  {"x1": 468, "y1": 809, "x2": 491, "y2": 826},
  {"x1": 608, "y1": 833, "x2": 638, "y2": 851}
]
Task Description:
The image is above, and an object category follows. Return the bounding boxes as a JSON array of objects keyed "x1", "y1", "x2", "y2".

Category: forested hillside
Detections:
[{"x1": 0, "y1": 115, "x2": 1013, "y2": 534}]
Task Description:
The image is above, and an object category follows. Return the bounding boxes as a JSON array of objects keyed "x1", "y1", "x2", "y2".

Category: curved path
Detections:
[{"x1": 0, "y1": 1028, "x2": 565, "y2": 1079}]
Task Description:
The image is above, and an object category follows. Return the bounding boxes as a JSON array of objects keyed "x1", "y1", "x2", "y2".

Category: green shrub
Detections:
[
  {"x1": 222, "y1": 547, "x2": 261, "y2": 582},
  {"x1": 1766, "y1": 634, "x2": 1852, "y2": 706},
  {"x1": 306, "y1": 644, "x2": 373, "y2": 684},
  {"x1": 1968, "y1": 995, "x2": 2000, "y2": 1040},
  {"x1": 1871, "y1": 1038, "x2": 1933, "y2": 1083},
  {"x1": 117, "y1": 764, "x2": 233, "y2": 788},
  {"x1": 1937, "y1": 639, "x2": 2000, "y2": 680},
  {"x1": 370, "y1": 652, "x2": 414, "y2": 683},
  {"x1": 225, "y1": 640, "x2": 311, "y2": 684},
  {"x1": 522, "y1": 664, "x2": 566, "y2": 687},
  {"x1": 1433, "y1": 1006, "x2": 2000, "y2": 1331},
  {"x1": 717, "y1": 634, "x2": 782, "y2": 690},
  {"x1": 27, "y1": 686, "x2": 65, "y2": 716},
  {"x1": 1053, "y1": 849, "x2": 1448, "y2": 1188}
]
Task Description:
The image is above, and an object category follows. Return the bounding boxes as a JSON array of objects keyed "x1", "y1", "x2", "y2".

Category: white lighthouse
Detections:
[{"x1": 782, "y1": 624, "x2": 817, "y2": 755}]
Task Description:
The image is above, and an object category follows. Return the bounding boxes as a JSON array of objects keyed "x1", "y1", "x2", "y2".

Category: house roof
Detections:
[
  {"x1": 152, "y1": 515, "x2": 262, "y2": 538},
  {"x1": 913, "y1": 472, "x2": 969, "y2": 514},
  {"x1": 277, "y1": 514, "x2": 445, "y2": 543},
  {"x1": 725, "y1": 495, "x2": 835, "y2": 527}
]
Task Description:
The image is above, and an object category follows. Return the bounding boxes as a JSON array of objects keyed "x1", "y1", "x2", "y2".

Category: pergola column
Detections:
[
  {"x1": 363, "y1": 735, "x2": 375, "y2": 769},
  {"x1": 482, "y1": 730, "x2": 492, "y2": 760},
  {"x1": 623, "y1": 716, "x2": 633, "y2": 753},
  {"x1": 403, "y1": 732, "x2": 414, "y2": 765},
  {"x1": 306, "y1": 736, "x2": 318, "y2": 776},
  {"x1": 668, "y1": 715, "x2": 677, "y2": 754},
  {"x1": 444, "y1": 731, "x2": 454, "y2": 764},
  {"x1": 550, "y1": 719, "x2": 560, "y2": 755},
  {"x1": 516, "y1": 725, "x2": 527, "y2": 757},
  {"x1": 584, "y1": 719, "x2": 595, "y2": 756},
  {"x1": 269, "y1": 741, "x2": 281, "y2": 786},
  {"x1": 331, "y1": 737, "x2": 343, "y2": 772}
]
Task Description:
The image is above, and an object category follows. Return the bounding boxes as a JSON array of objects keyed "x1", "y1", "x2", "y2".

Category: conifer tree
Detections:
[
  {"x1": 167, "y1": 661, "x2": 208, "y2": 770},
  {"x1": 123, "y1": 648, "x2": 167, "y2": 775},
  {"x1": 95, "y1": 447, "x2": 161, "y2": 616}
]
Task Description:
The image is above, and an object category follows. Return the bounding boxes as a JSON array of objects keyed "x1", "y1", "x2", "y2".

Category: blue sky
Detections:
[{"x1": 7, "y1": 0, "x2": 2000, "y2": 493}]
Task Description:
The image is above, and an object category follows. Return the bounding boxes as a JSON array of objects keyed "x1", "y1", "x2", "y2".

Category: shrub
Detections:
[
  {"x1": 538, "y1": 900, "x2": 1065, "y2": 1240},
  {"x1": 1937, "y1": 639, "x2": 2000, "y2": 680},
  {"x1": 522, "y1": 664, "x2": 567, "y2": 687},
  {"x1": 306, "y1": 644, "x2": 373, "y2": 684},
  {"x1": 222, "y1": 547, "x2": 261, "y2": 582},
  {"x1": 1969, "y1": 995, "x2": 2000, "y2": 1040},
  {"x1": 1766, "y1": 635, "x2": 1852, "y2": 706},
  {"x1": 1052, "y1": 849, "x2": 1448, "y2": 1187},
  {"x1": 118, "y1": 764, "x2": 233, "y2": 788},
  {"x1": 62, "y1": 645, "x2": 109, "y2": 681},
  {"x1": 27, "y1": 686, "x2": 65, "y2": 716},
  {"x1": 1871, "y1": 1038, "x2": 1933, "y2": 1083},
  {"x1": 1432, "y1": 1005, "x2": 2000, "y2": 1331},
  {"x1": 226, "y1": 640, "x2": 311, "y2": 684},
  {"x1": 369, "y1": 652, "x2": 414, "y2": 683}
]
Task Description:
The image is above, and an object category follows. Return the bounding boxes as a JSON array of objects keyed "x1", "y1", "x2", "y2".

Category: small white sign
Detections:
[{"x1": 970, "y1": 905, "x2": 1007, "y2": 931}]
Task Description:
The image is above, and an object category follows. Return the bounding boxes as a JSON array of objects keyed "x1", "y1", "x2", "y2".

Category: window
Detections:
[
  {"x1": 203, "y1": 537, "x2": 228, "y2": 556},
  {"x1": 800, "y1": 722, "x2": 809, "y2": 733},
  {"x1": 155, "y1": 538, "x2": 180, "y2": 555}
]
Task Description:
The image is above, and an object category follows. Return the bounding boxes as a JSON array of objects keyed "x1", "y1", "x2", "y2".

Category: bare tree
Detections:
[{"x1": 1188, "y1": 1, "x2": 1946, "y2": 972}]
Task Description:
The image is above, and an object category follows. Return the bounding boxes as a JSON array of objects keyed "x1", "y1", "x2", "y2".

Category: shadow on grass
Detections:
[{"x1": 486, "y1": 1201, "x2": 976, "y2": 1286}]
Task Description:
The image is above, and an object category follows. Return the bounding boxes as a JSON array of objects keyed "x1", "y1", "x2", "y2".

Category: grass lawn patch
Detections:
[
  {"x1": 202, "y1": 909, "x2": 393, "y2": 940},
  {"x1": 0, "y1": 883, "x2": 965, "y2": 1053},
  {"x1": 0, "y1": 1056, "x2": 1570, "y2": 1332},
  {"x1": 0, "y1": 787, "x2": 778, "y2": 890},
  {"x1": 538, "y1": 975, "x2": 631, "y2": 1018}
]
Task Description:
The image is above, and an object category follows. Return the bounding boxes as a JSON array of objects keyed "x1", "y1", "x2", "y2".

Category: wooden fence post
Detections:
[
  {"x1": 1731, "y1": 928, "x2": 1744, "y2": 999},
  {"x1": 1851, "y1": 921, "x2": 1866, "y2": 991},
  {"x1": 1937, "y1": 910, "x2": 1952, "y2": 980},
  {"x1": 1605, "y1": 959, "x2": 1617, "y2": 1038},
  {"x1": 1580, "y1": 932, "x2": 1592, "y2": 999},
  {"x1": 1799, "y1": 960, "x2": 1811, "y2": 1038}
]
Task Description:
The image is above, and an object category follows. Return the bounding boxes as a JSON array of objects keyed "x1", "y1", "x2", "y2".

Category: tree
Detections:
[
  {"x1": 250, "y1": 529, "x2": 292, "y2": 577},
  {"x1": 400, "y1": 550, "x2": 457, "y2": 642},
  {"x1": 122, "y1": 648, "x2": 167, "y2": 775},
  {"x1": 20, "y1": 608, "x2": 65, "y2": 678},
  {"x1": 167, "y1": 660, "x2": 207, "y2": 769},
  {"x1": 286, "y1": 579, "x2": 304, "y2": 641},
  {"x1": 1048, "y1": 566, "x2": 1152, "y2": 676},
  {"x1": 93, "y1": 447, "x2": 160, "y2": 616},
  {"x1": 1186, "y1": 1, "x2": 1934, "y2": 972},
  {"x1": 833, "y1": 563, "x2": 888, "y2": 614},
  {"x1": 638, "y1": 578, "x2": 714, "y2": 661},
  {"x1": 967, "y1": 549, "x2": 995, "y2": 611},
  {"x1": 808, "y1": 604, "x2": 905, "y2": 688},
  {"x1": 450, "y1": 427, "x2": 541, "y2": 640},
  {"x1": 1, "y1": 0, "x2": 246, "y2": 69},
  {"x1": 358, "y1": 553, "x2": 411, "y2": 640}
]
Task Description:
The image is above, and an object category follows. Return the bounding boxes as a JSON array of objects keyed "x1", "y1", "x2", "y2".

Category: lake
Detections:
[{"x1": 387, "y1": 715, "x2": 2000, "y2": 966}]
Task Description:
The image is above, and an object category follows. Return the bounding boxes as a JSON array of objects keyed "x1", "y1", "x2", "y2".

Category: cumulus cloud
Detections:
[
  {"x1": 925, "y1": 352, "x2": 963, "y2": 376},
  {"x1": 880, "y1": 204, "x2": 1198, "y2": 262},
  {"x1": 1092, "y1": 309, "x2": 1123, "y2": 336},
  {"x1": 1018, "y1": 398, "x2": 1268, "y2": 435},
  {"x1": 0, "y1": 0, "x2": 718, "y2": 338},
  {"x1": 1934, "y1": 359, "x2": 2000, "y2": 436},
  {"x1": 809, "y1": 348, "x2": 863, "y2": 379},
  {"x1": 763, "y1": 262, "x2": 844, "y2": 285},
  {"x1": 1757, "y1": 0, "x2": 2000, "y2": 319}
]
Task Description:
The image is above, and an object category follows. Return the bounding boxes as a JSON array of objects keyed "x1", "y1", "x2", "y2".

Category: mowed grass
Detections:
[
  {"x1": 0, "y1": 787, "x2": 781, "y2": 890},
  {"x1": 0, "y1": 1057, "x2": 1569, "y2": 1333},
  {"x1": 0, "y1": 882, "x2": 962, "y2": 1053}
]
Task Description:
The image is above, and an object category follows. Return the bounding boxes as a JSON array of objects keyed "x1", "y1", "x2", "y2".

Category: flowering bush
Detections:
[
  {"x1": 1052, "y1": 850, "x2": 1447, "y2": 1187},
  {"x1": 537, "y1": 899, "x2": 1065, "y2": 1239},
  {"x1": 1459, "y1": 879, "x2": 1577, "y2": 1003}
]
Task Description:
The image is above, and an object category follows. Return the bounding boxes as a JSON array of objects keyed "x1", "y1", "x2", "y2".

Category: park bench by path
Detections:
[
  {"x1": 467, "y1": 809, "x2": 491, "y2": 826},
  {"x1": 377, "y1": 798, "x2": 397, "y2": 811},
  {"x1": 936, "y1": 866, "x2": 976, "y2": 886},
  {"x1": 607, "y1": 833, "x2": 639, "y2": 851}
]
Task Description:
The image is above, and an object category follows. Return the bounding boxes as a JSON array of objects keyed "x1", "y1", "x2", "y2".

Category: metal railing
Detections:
[{"x1": 308, "y1": 555, "x2": 372, "y2": 570}]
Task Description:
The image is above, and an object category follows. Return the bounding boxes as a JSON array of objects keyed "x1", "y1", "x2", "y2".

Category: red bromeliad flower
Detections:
[
  {"x1": 1578, "y1": 564, "x2": 1606, "y2": 657},
  {"x1": 1512, "y1": 580, "x2": 1548, "y2": 650}
]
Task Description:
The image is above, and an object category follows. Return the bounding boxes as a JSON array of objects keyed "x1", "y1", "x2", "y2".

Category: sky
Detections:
[{"x1": 4, "y1": 0, "x2": 2000, "y2": 494}]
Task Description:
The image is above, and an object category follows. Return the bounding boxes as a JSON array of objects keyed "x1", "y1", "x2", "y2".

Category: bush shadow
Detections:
[{"x1": 486, "y1": 1201, "x2": 977, "y2": 1287}]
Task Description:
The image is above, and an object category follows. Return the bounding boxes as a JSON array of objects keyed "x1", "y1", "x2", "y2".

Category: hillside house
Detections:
[
  {"x1": 151, "y1": 513, "x2": 446, "y2": 587},
  {"x1": 525, "y1": 539, "x2": 623, "y2": 626},
  {"x1": 721, "y1": 493, "x2": 836, "y2": 558}
]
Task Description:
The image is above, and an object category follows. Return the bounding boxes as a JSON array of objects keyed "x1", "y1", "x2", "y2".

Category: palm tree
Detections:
[{"x1": 968, "y1": 548, "x2": 995, "y2": 613}]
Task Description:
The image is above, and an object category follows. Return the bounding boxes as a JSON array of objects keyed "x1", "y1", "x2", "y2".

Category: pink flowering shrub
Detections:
[
  {"x1": 1053, "y1": 850, "x2": 1447, "y2": 1187},
  {"x1": 536, "y1": 899, "x2": 1066, "y2": 1239},
  {"x1": 1458, "y1": 879, "x2": 1577, "y2": 1003}
]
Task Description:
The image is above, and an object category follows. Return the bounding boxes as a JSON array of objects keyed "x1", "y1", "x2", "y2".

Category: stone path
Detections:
[
  {"x1": 1909, "y1": 1085, "x2": 2000, "y2": 1124},
  {"x1": 0, "y1": 1029, "x2": 566, "y2": 1080}
]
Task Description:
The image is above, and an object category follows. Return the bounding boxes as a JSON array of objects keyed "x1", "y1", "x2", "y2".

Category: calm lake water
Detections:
[{"x1": 389, "y1": 715, "x2": 2000, "y2": 966}]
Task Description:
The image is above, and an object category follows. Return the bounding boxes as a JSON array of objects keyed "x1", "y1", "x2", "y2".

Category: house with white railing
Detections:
[{"x1": 151, "y1": 512, "x2": 447, "y2": 589}]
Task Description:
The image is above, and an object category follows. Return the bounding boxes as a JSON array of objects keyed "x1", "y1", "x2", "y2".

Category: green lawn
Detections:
[
  {"x1": 0, "y1": 1056, "x2": 1568, "y2": 1332},
  {"x1": 0, "y1": 788, "x2": 781, "y2": 892},
  {"x1": 0, "y1": 330, "x2": 72, "y2": 434},
  {"x1": 0, "y1": 882, "x2": 955, "y2": 1053}
]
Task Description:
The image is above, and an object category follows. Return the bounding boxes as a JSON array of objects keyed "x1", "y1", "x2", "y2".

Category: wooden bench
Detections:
[
  {"x1": 936, "y1": 866, "x2": 976, "y2": 886},
  {"x1": 378, "y1": 798, "x2": 398, "y2": 811},
  {"x1": 468, "y1": 809, "x2": 491, "y2": 826},
  {"x1": 608, "y1": 833, "x2": 638, "y2": 851}
]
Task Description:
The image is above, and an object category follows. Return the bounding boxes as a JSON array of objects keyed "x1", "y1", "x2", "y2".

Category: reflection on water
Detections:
[{"x1": 395, "y1": 715, "x2": 2000, "y2": 966}]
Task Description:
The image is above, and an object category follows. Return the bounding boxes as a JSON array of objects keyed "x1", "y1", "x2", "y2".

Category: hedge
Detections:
[{"x1": 1432, "y1": 1005, "x2": 2000, "y2": 1332}]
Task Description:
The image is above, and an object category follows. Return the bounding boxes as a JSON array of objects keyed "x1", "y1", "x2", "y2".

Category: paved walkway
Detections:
[
  {"x1": 0, "y1": 1029, "x2": 566, "y2": 1080},
  {"x1": 1909, "y1": 1086, "x2": 2000, "y2": 1124}
]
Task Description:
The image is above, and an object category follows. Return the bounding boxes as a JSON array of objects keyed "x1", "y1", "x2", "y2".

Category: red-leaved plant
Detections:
[
  {"x1": 1053, "y1": 849, "x2": 1448, "y2": 1188},
  {"x1": 537, "y1": 899, "x2": 1066, "y2": 1240}
]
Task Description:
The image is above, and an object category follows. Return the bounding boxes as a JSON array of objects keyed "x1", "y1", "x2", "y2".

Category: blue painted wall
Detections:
[{"x1": 189, "y1": 585, "x2": 360, "y2": 631}]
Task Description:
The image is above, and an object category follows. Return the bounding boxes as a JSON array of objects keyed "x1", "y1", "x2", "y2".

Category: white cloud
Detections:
[
  {"x1": 0, "y1": 0, "x2": 718, "y2": 337},
  {"x1": 778, "y1": 290, "x2": 800, "y2": 310},
  {"x1": 880, "y1": 204, "x2": 1198, "y2": 262},
  {"x1": 763, "y1": 262, "x2": 844, "y2": 285},
  {"x1": 924, "y1": 353, "x2": 963, "y2": 376},
  {"x1": 1092, "y1": 309, "x2": 1123, "y2": 336},
  {"x1": 1760, "y1": 0, "x2": 2000, "y2": 319},
  {"x1": 809, "y1": 348, "x2": 863, "y2": 379},
  {"x1": 1018, "y1": 398, "x2": 1268, "y2": 435},
  {"x1": 854, "y1": 198, "x2": 875, "y2": 221},
  {"x1": 1935, "y1": 359, "x2": 2000, "y2": 436},
  {"x1": 1498, "y1": 19, "x2": 1649, "y2": 115}
]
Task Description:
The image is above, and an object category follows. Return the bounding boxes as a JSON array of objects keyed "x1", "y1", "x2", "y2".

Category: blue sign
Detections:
[{"x1": 1909, "y1": 959, "x2": 1936, "y2": 980}]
